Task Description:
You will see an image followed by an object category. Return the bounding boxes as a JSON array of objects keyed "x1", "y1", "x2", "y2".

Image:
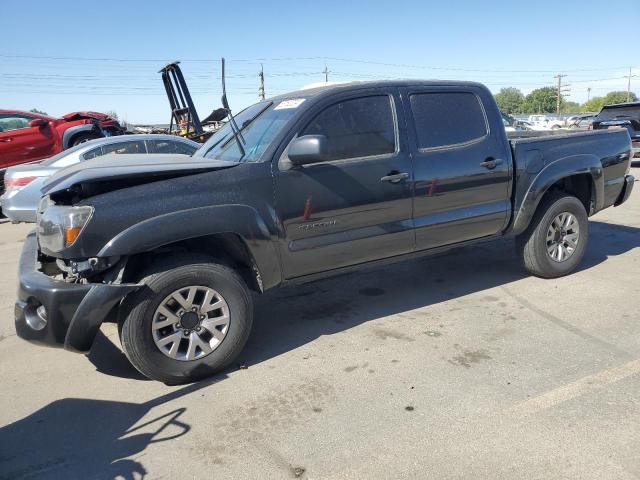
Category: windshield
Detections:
[{"x1": 194, "y1": 100, "x2": 302, "y2": 162}]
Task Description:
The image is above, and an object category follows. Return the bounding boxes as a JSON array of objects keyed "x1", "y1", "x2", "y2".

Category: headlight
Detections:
[{"x1": 37, "y1": 204, "x2": 94, "y2": 253}]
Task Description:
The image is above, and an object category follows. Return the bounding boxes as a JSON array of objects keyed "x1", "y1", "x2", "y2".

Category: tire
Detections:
[
  {"x1": 516, "y1": 192, "x2": 589, "y2": 278},
  {"x1": 119, "y1": 254, "x2": 253, "y2": 384},
  {"x1": 69, "y1": 132, "x2": 100, "y2": 147}
]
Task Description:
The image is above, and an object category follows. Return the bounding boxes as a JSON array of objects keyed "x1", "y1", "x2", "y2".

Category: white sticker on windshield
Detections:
[{"x1": 274, "y1": 98, "x2": 306, "y2": 110}]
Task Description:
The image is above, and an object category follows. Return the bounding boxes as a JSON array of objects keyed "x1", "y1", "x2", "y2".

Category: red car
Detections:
[{"x1": 0, "y1": 109, "x2": 124, "y2": 171}]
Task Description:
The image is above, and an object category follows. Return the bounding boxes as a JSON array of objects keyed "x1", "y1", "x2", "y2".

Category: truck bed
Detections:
[{"x1": 508, "y1": 129, "x2": 632, "y2": 221}]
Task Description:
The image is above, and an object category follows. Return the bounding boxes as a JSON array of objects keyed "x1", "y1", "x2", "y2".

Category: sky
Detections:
[{"x1": 1, "y1": 0, "x2": 638, "y2": 124}]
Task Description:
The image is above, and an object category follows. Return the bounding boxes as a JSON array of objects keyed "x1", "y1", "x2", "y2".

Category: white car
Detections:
[
  {"x1": 527, "y1": 115, "x2": 565, "y2": 130},
  {"x1": 1, "y1": 134, "x2": 199, "y2": 223}
]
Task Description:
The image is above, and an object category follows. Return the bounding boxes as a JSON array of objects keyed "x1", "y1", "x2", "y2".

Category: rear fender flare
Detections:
[
  {"x1": 97, "y1": 204, "x2": 282, "y2": 290},
  {"x1": 512, "y1": 154, "x2": 603, "y2": 235}
]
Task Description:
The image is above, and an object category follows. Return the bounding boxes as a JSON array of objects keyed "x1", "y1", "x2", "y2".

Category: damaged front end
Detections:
[
  {"x1": 16, "y1": 193, "x2": 141, "y2": 353},
  {"x1": 15, "y1": 230, "x2": 140, "y2": 353},
  {"x1": 16, "y1": 155, "x2": 237, "y2": 352}
]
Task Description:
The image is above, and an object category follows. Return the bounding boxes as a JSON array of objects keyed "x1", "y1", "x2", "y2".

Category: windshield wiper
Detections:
[
  {"x1": 219, "y1": 102, "x2": 272, "y2": 151},
  {"x1": 220, "y1": 57, "x2": 246, "y2": 159}
]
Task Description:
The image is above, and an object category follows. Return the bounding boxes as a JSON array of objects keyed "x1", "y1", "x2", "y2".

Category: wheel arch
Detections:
[
  {"x1": 512, "y1": 154, "x2": 603, "y2": 235},
  {"x1": 100, "y1": 205, "x2": 282, "y2": 292},
  {"x1": 62, "y1": 124, "x2": 100, "y2": 149}
]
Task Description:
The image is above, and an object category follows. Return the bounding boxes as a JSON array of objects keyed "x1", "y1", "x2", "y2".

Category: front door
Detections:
[
  {"x1": 274, "y1": 90, "x2": 414, "y2": 279},
  {"x1": 0, "y1": 114, "x2": 54, "y2": 166},
  {"x1": 401, "y1": 86, "x2": 512, "y2": 250}
]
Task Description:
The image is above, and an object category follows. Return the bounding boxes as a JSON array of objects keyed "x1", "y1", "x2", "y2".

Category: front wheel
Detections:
[
  {"x1": 69, "y1": 132, "x2": 100, "y2": 147},
  {"x1": 516, "y1": 193, "x2": 589, "y2": 278},
  {"x1": 119, "y1": 256, "x2": 253, "y2": 384}
]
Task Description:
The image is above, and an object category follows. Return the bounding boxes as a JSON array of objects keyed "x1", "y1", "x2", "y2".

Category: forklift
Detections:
[{"x1": 159, "y1": 61, "x2": 228, "y2": 143}]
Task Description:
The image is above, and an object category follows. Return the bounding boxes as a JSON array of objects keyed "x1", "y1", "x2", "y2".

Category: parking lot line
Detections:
[
  {"x1": 500, "y1": 285, "x2": 632, "y2": 358},
  {"x1": 507, "y1": 358, "x2": 640, "y2": 417}
]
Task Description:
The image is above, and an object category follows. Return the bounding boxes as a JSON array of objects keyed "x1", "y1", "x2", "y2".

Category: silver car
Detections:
[{"x1": 1, "y1": 134, "x2": 200, "y2": 223}]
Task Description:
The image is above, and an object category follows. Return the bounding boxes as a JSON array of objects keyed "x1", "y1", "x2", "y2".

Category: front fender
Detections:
[
  {"x1": 512, "y1": 154, "x2": 603, "y2": 235},
  {"x1": 62, "y1": 124, "x2": 99, "y2": 149},
  {"x1": 97, "y1": 204, "x2": 282, "y2": 290}
]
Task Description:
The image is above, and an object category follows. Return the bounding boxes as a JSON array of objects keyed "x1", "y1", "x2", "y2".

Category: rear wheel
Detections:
[
  {"x1": 119, "y1": 255, "x2": 253, "y2": 384},
  {"x1": 516, "y1": 193, "x2": 589, "y2": 278}
]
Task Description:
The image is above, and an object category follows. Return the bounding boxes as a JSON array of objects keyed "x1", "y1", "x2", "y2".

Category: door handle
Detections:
[
  {"x1": 480, "y1": 158, "x2": 503, "y2": 170},
  {"x1": 380, "y1": 172, "x2": 409, "y2": 183}
]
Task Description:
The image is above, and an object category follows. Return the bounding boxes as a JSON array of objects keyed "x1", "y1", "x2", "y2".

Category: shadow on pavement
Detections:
[
  {"x1": 82, "y1": 221, "x2": 640, "y2": 377},
  {"x1": 88, "y1": 330, "x2": 149, "y2": 381},
  {"x1": 244, "y1": 220, "x2": 640, "y2": 366},
  {"x1": 0, "y1": 380, "x2": 217, "y2": 480}
]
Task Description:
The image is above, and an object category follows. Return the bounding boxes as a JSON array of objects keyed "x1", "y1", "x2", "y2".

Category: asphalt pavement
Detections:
[{"x1": 1, "y1": 170, "x2": 639, "y2": 479}]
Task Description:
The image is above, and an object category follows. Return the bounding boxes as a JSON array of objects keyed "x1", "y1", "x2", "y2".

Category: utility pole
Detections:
[
  {"x1": 323, "y1": 64, "x2": 329, "y2": 83},
  {"x1": 258, "y1": 64, "x2": 265, "y2": 100},
  {"x1": 625, "y1": 67, "x2": 637, "y2": 102},
  {"x1": 554, "y1": 74, "x2": 567, "y2": 114}
]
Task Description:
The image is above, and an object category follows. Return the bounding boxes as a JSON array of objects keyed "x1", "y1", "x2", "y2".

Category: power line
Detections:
[{"x1": 1, "y1": 53, "x2": 635, "y2": 74}]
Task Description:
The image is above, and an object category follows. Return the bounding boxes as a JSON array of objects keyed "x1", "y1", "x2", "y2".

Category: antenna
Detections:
[{"x1": 220, "y1": 57, "x2": 246, "y2": 154}]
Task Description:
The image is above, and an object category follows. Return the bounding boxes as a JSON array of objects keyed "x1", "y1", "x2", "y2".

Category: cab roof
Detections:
[{"x1": 269, "y1": 79, "x2": 487, "y2": 101}]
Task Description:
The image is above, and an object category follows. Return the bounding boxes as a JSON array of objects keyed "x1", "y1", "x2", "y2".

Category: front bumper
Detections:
[
  {"x1": 15, "y1": 232, "x2": 139, "y2": 353},
  {"x1": 614, "y1": 175, "x2": 635, "y2": 207}
]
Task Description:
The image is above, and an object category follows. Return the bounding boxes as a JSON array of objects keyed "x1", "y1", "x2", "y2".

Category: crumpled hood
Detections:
[
  {"x1": 42, "y1": 153, "x2": 237, "y2": 196},
  {"x1": 62, "y1": 111, "x2": 114, "y2": 122}
]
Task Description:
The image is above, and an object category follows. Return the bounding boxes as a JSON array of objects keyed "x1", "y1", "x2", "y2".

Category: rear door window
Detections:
[
  {"x1": 147, "y1": 139, "x2": 197, "y2": 155},
  {"x1": 409, "y1": 92, "x2": 487, "y2": 149},
  {"x1": 302, "y1": 95, "x2": 396, "y2": 161},
  {"x1": 102, "y1": 140, "x2": 147, "y2": 155}
]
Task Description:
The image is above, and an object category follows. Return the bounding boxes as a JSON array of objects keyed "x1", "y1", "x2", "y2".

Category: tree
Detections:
[
  {"x1": 562, "y1": 101, "x2": 581, "y2": 113},
  {"x1": 29, "y1": 108, "x2": 48, "y2": 115},
  {"x1": 582, "y1": 91, "x2": 638, "y2": 112},
  {"x1": 603, "y1": 90, "x2": 637, "y2": 105},
  {"x1": 518, "y1": 87, "x2": 559, "y2": 114},
  {"x1": 494, "y1": 87, "x2": 524, "y2": 114},
  {"x1": 582, "y1": 96, "x2": 606, "y2": 113}
]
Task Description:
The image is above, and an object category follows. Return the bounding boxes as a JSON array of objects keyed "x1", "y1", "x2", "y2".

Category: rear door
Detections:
[
  {"x1": 0, "y1": 114, "x2": 55, "y2": 166},
  {"x1": 274, "y1": 88, "x2": 414, "y2": 278},
  {"x1": 401, "y1": 86, "x2": 511, "y2": 250}
]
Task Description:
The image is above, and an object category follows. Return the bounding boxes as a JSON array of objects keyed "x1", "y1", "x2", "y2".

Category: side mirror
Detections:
[
  {"x1": 288, "y1": 135, "x2": 329, "y2": 166},
  {"x1": 29, "y1": 118, "x2": 47, "y2": 128}
]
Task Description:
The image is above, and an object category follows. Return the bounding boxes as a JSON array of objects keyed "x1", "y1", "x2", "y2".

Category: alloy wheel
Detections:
[{"x1": 151, "y1": 285, "x2": 230, "y2": 361}]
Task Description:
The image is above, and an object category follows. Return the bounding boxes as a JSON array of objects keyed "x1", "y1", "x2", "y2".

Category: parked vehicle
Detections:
[
  {"x1": 0, "y1": 109, "x2": 124, "y2": 179},
  {"x1": 527, "y1": 114, "x2": 565, "y2": 130},
  {"x1": 591, "y1": 102, "x2": 640, "y2": 157},
  {"x1": 1, "y1": 134, "x2": 199, "y2": 223},
  {"x1": 14, "y1": 80, "x2": 635, "y2": 383},
  {"x1": 502, "y1": 112, "x2": 531, "y2": 132},
  {"x1": 567, "y1": 114, "x2": 596, "y2": 129}
]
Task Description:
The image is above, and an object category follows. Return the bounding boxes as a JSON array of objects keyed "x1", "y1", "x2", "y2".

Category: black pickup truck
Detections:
[
  {"x1": 592, "y1": 101, "x2": 640, "y2": 158},
  {"x1": 15, "y1": 81, "x2": 635, "y2": 383}
]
